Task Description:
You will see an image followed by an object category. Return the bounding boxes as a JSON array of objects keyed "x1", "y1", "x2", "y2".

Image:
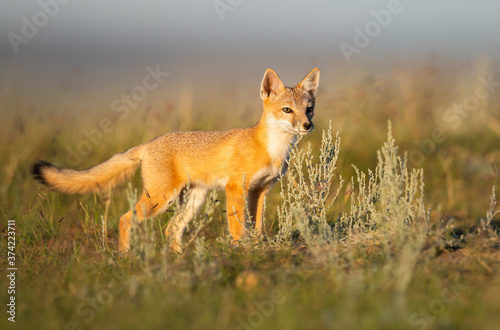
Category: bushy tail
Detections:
[{"x1": 32, "y1": 144, "x2": 147, "y2": 194}]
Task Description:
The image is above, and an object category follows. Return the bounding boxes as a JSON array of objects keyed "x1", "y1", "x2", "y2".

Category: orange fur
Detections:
[{"x1": 32, "y1": 68, "x2": 320, "y2": 252}]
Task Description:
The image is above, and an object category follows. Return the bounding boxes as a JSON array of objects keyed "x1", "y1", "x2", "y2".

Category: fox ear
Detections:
[
  {"x1": 297, "y1": 68, "x2": 320, "y2": 97},
  {"x1": 260, "y1": 68, "x2": 285, "y2": 100}
]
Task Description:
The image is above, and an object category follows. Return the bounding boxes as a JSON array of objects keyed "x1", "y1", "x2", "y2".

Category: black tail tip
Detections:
[{"x1": 31, "y1": 161, "x2": 53, "y2": 186}]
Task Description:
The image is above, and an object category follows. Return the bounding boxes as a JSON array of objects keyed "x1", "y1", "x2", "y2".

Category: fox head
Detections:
[{"x1": 260, "y1": 68, "x2": 320, "y2": 136}]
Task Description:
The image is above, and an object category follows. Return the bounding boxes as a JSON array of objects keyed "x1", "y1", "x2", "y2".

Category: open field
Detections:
[{"x1": 1, "y1": 62, "x2": 500, "y2": 330}]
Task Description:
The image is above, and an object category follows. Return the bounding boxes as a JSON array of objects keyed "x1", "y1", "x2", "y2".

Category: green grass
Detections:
[{"x1": 1, "y1": 63, "x2": 500, "y2": 330}]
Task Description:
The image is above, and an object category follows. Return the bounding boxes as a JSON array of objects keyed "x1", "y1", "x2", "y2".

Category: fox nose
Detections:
[{"x1": 303, "y1": 122, "x2": 312, "y2": 130}]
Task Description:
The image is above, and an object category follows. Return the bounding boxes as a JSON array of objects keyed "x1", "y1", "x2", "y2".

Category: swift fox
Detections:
[{"x1": 32, "y1": 67, "x2": 320, "y2": 252}]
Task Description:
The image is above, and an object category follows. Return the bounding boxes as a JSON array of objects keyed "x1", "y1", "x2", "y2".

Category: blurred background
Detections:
[
  {"x1": 1, "y1": 0, "x2": 500, "y2": 218},
  {"x1": 1, "y1": 0, "x2": 500, "y2": 109}
]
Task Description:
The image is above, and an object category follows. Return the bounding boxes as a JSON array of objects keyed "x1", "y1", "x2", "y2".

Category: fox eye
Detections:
[
  {"x1": 306, "y1": 107, "x2": 314, "y2": 114},
  {"x1": 282, "y1": 107, "x2": 292, "y2": 113}
]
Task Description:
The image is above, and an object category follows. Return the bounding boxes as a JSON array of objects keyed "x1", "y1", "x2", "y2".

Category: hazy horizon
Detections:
[{"x1": 1, "y1": 0, "x2": 499, "y2": 111}]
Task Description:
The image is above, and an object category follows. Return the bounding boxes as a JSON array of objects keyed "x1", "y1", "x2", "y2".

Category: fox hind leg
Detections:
[
  {"x1": 119, "y1": 189, "x2": 174, "y2": 252},
  {"x1": 165, "y1": 186, "x2": 207, "y2": 253}
]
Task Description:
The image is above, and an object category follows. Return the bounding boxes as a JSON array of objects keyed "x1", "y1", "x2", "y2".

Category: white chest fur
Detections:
[
  {"x1": 249, "y1": 118, "x2": 296, "y2": 189},
  {"x1": 265, "y1": 117, "x2": 297, "y2": 163}
]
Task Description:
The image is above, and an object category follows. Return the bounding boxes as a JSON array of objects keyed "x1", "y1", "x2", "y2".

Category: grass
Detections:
[{"x1": 1, "y1": 61, "x2": 500, "y2": 329}]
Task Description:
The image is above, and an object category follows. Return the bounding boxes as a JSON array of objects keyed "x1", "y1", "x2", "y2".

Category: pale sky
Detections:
[{"x1": 1, "y1": 0, "x2": 499, "y2": 102}]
